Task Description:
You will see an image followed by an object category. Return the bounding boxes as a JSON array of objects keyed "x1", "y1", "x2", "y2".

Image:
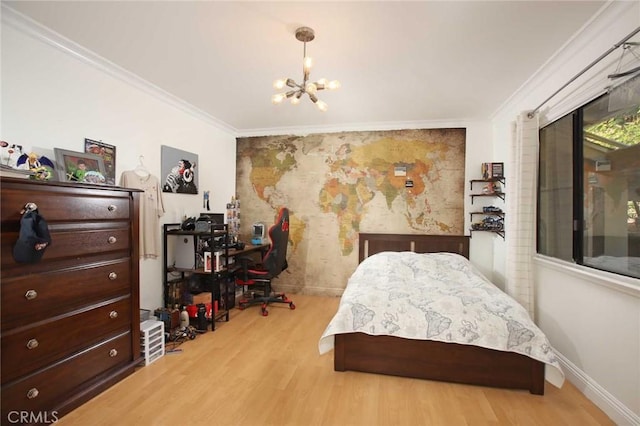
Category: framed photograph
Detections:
[
  {"x1": 54, "y1": 148, "x2": 107, "y2": 184},
  {"x1": 85, "y1": 138, "x2": 116, "y2": 185},
  {"x1": 203, "y1": 251, "x2": 212, "y2": 273},
  {"x1": 161, "y1": 145, "x2": 198, "y2": 194},
  {"x1": 491, "y1": 162, "x2": 504, "y2": 178}
]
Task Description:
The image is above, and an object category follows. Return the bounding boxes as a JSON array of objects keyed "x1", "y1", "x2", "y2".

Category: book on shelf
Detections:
[{"x1": 481, "y1": 162, "x2": 504, "y2": 179}]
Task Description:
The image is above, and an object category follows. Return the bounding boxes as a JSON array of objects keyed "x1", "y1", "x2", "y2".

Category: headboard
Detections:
[{"x1": 358, "y1": 233, "x2": 470, "y2": 263}]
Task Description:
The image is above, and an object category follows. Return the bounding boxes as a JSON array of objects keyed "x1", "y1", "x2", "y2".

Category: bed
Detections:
[{"x1": 318, "y1": 233, "x2": 564, "y2": 395}]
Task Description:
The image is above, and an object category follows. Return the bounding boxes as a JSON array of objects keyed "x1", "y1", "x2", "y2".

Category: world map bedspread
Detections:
[{"x1": 318, "y1": 251, "x2": 564, "y2": 388}]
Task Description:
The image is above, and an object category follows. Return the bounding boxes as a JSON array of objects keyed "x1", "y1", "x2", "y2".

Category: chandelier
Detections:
[{"x1": 272, "y1": 27, "x2": 340, "y2": 112}]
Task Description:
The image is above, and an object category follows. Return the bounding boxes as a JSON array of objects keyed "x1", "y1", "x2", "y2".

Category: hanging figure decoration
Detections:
[{"x1": 203, "y1": 191, "x2": 210, "y2": 211}]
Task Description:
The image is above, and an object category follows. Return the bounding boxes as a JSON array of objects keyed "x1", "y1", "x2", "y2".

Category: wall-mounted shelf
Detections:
[
  {"x1": 469, "y1": 177, "x2": 505, "y2": 189},
  {"x1": 469, "y1": 176, "x2": 505, "y2": 239},
  {"x1": 470, "y1": 227, "x2": 505, "y2": 239},
  {"x1": 470, "y1": 192, "x2": 505, "y2": 203},
  {"x1": 469, "y1": 178, "x2": 505, "y2": 204},
  {"x1": 469, "y1": 211, "x2": 504, "y2": 220}
]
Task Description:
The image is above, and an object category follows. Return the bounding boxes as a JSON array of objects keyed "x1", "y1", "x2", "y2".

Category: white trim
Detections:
[
  {"x1": 1, "y1": 4, "x2": 238, "y2": 135},
  {"x1": 555, "y1": 350, "x2": 640, "y2": 426},
  {"x1": 237, "y1": 118, "x2": 481, "y2": 138},
  {"x1": 534, "y1": 255, "x2": 640, "y2": 298},
  {"x1": 278, "y1": 285, "x2": 343, "y2": 298}
]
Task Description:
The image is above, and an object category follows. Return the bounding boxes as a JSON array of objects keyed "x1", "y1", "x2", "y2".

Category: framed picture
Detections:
[
  {"x1": 85, "y1": 138, "x2": 116, "y2": 185},
  {"x1": 203, "y1": 251, "x2": 212, "y2": 273},
  {"x1": 161, "y1": 145, "x2": 198, "y2": 194},
  {"x1": 491, "y1": 162, "x2": 504, "y2": 178},
  {"x1": 54, "y1": 148, "x2": 107, "y2": 184}
]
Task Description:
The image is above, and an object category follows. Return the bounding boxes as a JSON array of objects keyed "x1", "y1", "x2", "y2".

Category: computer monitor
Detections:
[{"x1": 251, "y1": 222, "x2": 267, "y2": 245}]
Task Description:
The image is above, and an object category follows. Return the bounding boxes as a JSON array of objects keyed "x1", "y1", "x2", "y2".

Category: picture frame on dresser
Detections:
[
  {"x1": 84, "y1": 138, "x2": 116, "y2": 185},
  {"x1": 54, "y1": 148, "x2": 107, "y2": 184}
]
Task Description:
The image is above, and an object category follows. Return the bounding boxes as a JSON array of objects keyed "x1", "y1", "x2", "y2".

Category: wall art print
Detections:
[
  {"x1": 161, "y1": 145, "x2": 198, "y2": 194},
  {"x1": 85, "y1": 138, "x2": 116, "y2": 185},
  {"x1": 236, "y1": 128, "x2": 466, "y2": 295}
]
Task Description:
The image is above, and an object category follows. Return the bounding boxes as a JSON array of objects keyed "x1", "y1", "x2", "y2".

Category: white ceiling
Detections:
[{"x1": 5, "y1": 1, "x2": 607, "y2": 135}]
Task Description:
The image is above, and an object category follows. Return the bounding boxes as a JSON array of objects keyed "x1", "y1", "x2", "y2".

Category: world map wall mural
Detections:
[{"x1": 236, "y1": 128, "x2": 466, "y2": 295}]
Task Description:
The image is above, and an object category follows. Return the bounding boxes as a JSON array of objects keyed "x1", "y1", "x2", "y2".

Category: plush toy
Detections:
[
  {"x1": 0, "y1": 141, "x2": 24, "y2": 168},
  {"x1": 17, "y1": 152, "x2": 56, "y2": 181}
]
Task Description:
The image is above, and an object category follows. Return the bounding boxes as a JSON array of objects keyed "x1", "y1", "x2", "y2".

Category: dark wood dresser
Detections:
[{"x1": 0, "y1": 177, "x2": 142, "y2": 423}]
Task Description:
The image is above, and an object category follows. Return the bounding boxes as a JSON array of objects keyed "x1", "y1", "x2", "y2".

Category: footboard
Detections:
[{"x1": 334, "y1": 333, "x2": 545, "y2": 395}]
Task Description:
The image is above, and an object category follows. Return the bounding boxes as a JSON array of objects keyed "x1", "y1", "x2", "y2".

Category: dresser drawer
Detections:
[
  {"x1": 1, "y1": 297, "x2": 132, "y2": 384},
  {"x1": 0, "y1": 184, "x2": 131, "y2": 222},
  {"x1": 1, "y1": 259, "x2": 131, "y2": 331},
  {"x1": 1, "y1": 224, "x2": 131, "y2": 269},
  {"x1": 45, "y1": 225, "x2": 131, "y2": 259},
  {"x1": 1, "y1": 331, "x2": 132, "y2": 419}
]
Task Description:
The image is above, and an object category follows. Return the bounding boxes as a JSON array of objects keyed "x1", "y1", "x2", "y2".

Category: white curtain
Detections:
[{"x1": 505, "y1": 111, "x2": 539, "y2": 319}]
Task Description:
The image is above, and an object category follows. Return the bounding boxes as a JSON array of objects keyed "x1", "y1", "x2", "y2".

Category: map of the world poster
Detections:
[{"x1": 236, "y1": 128, "x2": 466, "y2": 295}]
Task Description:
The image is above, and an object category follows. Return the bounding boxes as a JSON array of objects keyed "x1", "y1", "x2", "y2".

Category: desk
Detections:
[
  {"x1": 226, "y1": 244, "x2": 269, "y2": 304},
  {"x1": 226, "y1": 243, "x2": 269, "y2": 259}
]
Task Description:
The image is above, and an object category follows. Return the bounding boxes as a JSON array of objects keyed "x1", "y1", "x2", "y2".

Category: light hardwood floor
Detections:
[{"x1": 58, "y1": 294, "x2": 613, "y2": 425}]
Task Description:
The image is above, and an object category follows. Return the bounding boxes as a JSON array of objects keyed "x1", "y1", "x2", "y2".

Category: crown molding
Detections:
[
  {"x1": 491, "y1": 0, "x2": 639, "y2": 121},
  {"x1": 236, "y1": 118, "x2": 484, "y2": 138},
  {"x1": 1, "y1": 4, "x2": 238, "y2": 136}
]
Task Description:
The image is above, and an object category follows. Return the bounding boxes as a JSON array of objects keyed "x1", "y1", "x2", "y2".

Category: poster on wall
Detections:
[
  {"x1": 85, "y1": 138, "x2": 116, "y2": 185},
  {"x1": 161, "y1": 145, "x2": 198, "y2": 194},
  {"x1": 235, "y1": 128, "x2": 466, "y2": 294}
]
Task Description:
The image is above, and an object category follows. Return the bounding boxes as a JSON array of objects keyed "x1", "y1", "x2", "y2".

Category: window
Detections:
[{"x1": 538, "y1": 90, "x2": 640, "y2": 279}]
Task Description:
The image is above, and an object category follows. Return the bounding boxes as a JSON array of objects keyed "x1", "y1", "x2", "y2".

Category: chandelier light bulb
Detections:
[
  {"x1": 272, "y1": 93, "x2": 286, "y2": 104},
  {"x1": 303, "y1": 56, "x2": 313, "y2": 73},
  {"x1": 327, "y1": 80, "x2": 341, "y2": 90},
  {"x1": 306, "y1": 83, "x2": 318, "y2": 94},
  {"x1": 291, "y1": 96, "x2": 301, "y2": 105},
  {"x1": 316, "y1": 100, "x2": 328, "y2": 112},
  {"x1": 273, "y1": 79, "x2": 286, "y2": 90}
]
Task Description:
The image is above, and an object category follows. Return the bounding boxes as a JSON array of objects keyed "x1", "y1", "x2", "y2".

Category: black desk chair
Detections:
[{"x1": 235, "y1": 207, "x2": 295, "y2": 316}]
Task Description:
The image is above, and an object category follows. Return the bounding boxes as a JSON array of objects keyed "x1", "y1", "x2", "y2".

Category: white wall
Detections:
[
  {"x1": 1, "y1": 12, "x2": 237, "y2": 311},
  {"x1": 492, "y1": 2, "x2": 640, "y2": 424}
]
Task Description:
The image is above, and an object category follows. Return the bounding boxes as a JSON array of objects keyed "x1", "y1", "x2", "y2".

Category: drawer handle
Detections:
[
  {"x1": 25, "y1": 289, "x2": 38, "y2": 300},
  {"x1": 26, "y1": 388, "x2": 39, "y2": 399},
  {"x1": 109, "y1": 311, "x2": 118, "y2": 319},
  {"x1": 108, "y1": 272, "x2": 118, "y2": 280},
  {"x1": 108, "y1": 236, "x2": 117, "y2": 244},
  {"x1": 109, "y1": 349, "x2": 118, "y2": 358},
  {"x1": 108, "y1": 204, "x2": 117, "y2": 212},
  {"x1": 26, "y1": 339, "x2": 39, "y2": 350}
]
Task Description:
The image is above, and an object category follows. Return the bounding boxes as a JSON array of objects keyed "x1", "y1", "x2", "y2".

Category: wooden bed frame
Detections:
[{"x1": 334, "y1": 233, "x2": 545, "y2": 395}]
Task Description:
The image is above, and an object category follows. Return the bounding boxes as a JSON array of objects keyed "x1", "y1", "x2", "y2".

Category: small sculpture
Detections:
[{"x1": 17, "y1": 152, "x2": 56, "y2": 181}]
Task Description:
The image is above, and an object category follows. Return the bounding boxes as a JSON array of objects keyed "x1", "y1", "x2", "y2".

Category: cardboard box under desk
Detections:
[{"x1": 192, "y1": 292, "x2": 212, "y2": 305}]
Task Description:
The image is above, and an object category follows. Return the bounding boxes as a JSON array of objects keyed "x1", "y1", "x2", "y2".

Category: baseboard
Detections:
[
  {"x1": 556, "y1": 351, "x2": 639, "y2": 425},
  {"x1": 273, "y1": 285, "x2": 343, "y2": 298}
]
